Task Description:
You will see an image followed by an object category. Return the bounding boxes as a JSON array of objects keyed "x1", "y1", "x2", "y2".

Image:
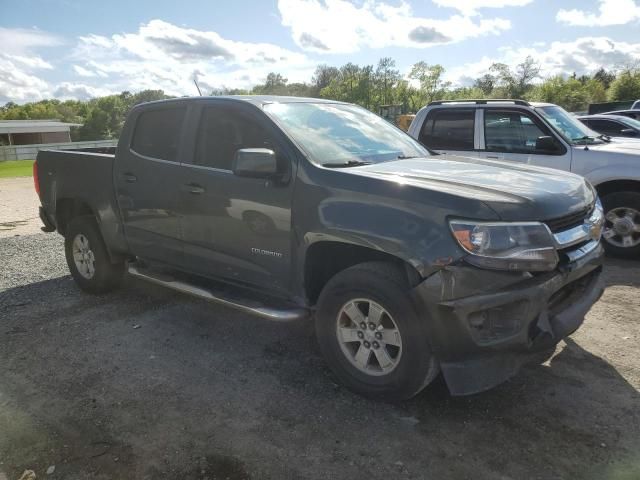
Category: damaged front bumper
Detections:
[{"x1": 412, "y1": 242, "x2": 604, "y2": 396}]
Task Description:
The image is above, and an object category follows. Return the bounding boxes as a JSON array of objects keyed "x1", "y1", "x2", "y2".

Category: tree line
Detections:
[{"x1": 2, "y1": 57, "x2": 640, "y2": 143}]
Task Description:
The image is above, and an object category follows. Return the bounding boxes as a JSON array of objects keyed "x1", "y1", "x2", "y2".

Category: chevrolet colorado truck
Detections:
[
  {"x1": 35, "y1": 96, "x2": 605, "y2": 400},
  {"x1": 408, "y1": 99, "x2": 640, "y2": 258}
]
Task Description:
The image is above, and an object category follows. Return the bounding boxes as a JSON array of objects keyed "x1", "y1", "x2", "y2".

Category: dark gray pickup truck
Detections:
[{"x1": 35, "y1": 96, "x2": 605, "y2": 399}]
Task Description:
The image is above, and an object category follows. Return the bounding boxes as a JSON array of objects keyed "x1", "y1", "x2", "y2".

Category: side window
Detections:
[
  {"x1": 195, "y1": 106, "x2": 277, "y2": 170},
  {"x1": 587, "y1": 120, "x2": 624, "y2": 135},
  {"x1": 419, "y1": 109, "x2": 475, "y2": 151},
  {"x1": 130, "y1": 107, "x2": 186, "y2": 161},
  {"x1": 484, "y1": 110, "x2": 555, "y2": 154}
]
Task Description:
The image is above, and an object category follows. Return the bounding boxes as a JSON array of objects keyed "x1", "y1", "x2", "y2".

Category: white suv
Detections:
[{"x1": 408, "y1": 100, "x2": 640, "y2": 257}]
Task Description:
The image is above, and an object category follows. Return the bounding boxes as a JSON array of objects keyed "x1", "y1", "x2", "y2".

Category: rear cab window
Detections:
[
  {"x1": 130, "y1": 106, "x2": 187, "y2": 161},
  {"x1": 419, "y1": 109, "x2": 475, "y2": 151}
]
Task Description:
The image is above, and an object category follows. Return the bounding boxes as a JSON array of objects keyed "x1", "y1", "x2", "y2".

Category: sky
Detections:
[{"x1": 1, "y1": 0, "x2": 640, "y2": 104}]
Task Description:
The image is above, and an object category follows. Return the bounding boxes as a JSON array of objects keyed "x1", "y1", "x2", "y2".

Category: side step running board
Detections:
[{"x1": 128, "y1": 265, "x2": 308, "y2": 322}]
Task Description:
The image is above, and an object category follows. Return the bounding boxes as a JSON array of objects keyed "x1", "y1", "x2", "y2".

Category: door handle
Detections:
[
  {"x1": 122, "y1": 173, "x2": 137, "y2": 183},
  {"x1": 183, "y1": 183, "x2": 205, "y2": 194},
  {"x1": 486, "y1": 156, "x2": 501, "y2": 160}
]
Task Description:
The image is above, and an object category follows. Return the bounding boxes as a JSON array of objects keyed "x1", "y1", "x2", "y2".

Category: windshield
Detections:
[
  {"x1": 537, "y1": 105, "x2": 605, "y2": 145},
  {"x1": 263, "y1": 102, "x2": 429, "y2": 166},
  {"x1": 620, "y1": 116, "x2": 640, "y2": 130}
]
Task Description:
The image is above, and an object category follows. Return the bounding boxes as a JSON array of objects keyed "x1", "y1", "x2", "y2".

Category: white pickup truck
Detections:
[{"x1": 409, "y1": 100, "x2": 640, "y2": 257}]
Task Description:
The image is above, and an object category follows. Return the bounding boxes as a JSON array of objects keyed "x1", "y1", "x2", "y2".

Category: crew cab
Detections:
[
  {"x1": 409, "y1": 100, "x2": 640, "y2": 257},
  {"x1": 35, "y1": 96, "x2": 604, "y2": 399}
]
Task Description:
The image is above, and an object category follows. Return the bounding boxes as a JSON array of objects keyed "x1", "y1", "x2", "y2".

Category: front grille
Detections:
[{"x1": 544, "y1": 206, "x2": 591, "y2": 233}]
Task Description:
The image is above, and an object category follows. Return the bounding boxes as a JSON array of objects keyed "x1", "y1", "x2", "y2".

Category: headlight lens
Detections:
[{"x1": 450, "y1": 220, "x2": 558, "y2": 271}]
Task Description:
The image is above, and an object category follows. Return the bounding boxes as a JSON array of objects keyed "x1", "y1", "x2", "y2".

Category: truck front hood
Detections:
[
  {"x1": 582, "y1": 141, "x2": 640, "y2": 154},
  {"x1": 350, "y1": 156, "x2": 594, "y2": 221}
]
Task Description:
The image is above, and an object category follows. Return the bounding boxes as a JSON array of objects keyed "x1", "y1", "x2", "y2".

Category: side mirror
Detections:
[
  {"x1": 535, "y1": 136, "x2": 559, "y2": 153},
  {"x1": 233, "y1": 148, "x2": 277, "y2": 178},
  {"x1": 620, "y1": 128, "x2": 638, "y2": 137}
]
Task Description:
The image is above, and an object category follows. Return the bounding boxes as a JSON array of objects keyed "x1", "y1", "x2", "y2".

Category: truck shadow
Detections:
[{"x1": 603, "y1": 256, "x2": 640, "y2": 287}]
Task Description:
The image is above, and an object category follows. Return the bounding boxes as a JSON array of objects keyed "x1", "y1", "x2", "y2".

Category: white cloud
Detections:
[
  {"x1": 0, "y1": 27, "x2": 61, "y2": 103},
  {"x1": 445, "y1": 36, "x2": 640, "y2": 86},
  {"x1": 433, "y1": 0, "x2": 534, "y2": 15},
  {"x1": 73, "y1": 65, "x2": 100, "y2": 77},
  {"x1": 0, "y1": 55, "x2": 50, "y2": 103},
  {"x1": 64, "y1": 20, "x2": 316, "y2": 98},
  {"x1": 0, "y1": 27, "x2": 63, "y2": 54},
  {"x1": 557, "y1": 0, "x2": 640, "y2": 27},
  {"x1": 53, "y1": 82, "x2": 111, "y2": 100},
  {"x1": 278, "y1": 0, "x2": 511, "y2": 53}
]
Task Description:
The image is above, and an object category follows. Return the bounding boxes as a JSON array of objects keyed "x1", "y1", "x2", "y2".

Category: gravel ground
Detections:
[{"x1": 1, "y1": 178, "x2": 639, "y2": 480}]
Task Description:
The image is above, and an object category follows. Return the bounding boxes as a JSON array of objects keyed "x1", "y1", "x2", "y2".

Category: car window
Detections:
[
  {"x1": 195, "y1": 105, "x2": 277, "y2": 170},
  {"x1": 130, "y1": 107, "x2": 186, "y2": 161},
  {"x1": 419, "y1": 109, "x2": 475, "y2": 151},
  {"x1": 264, "y1": 102, "x2": 428, "y2": 165},
  {"x1": 484, "y1": 110, "x2": 554, "y2": 154},
  {"x1": 584, "y1": 119, "x2": 625, "y2": 135}
]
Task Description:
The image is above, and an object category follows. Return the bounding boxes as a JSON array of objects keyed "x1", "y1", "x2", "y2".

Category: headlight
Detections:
[
  {"x1": 450, "y1": 220, "x2": 558, "y2": 271},
  {"x1": 589, "y1": 198, "x2": 604, "y2": 240}
]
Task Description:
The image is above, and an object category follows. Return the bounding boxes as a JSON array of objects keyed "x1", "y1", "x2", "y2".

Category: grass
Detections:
[{"x1": 0, "y1": 160, "x2": 35, "y2": 179}]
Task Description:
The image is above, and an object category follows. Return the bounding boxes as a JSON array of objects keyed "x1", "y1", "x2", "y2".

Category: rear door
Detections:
[
  {"x1": 417, "y1": 108, "x2": 478, "y2": 157},
  {"x1": 177, "y1": 100, "x2": 296, "y2": 292},
  {"x1": 481, "y1": 108, "x2": 572, "y2": 171},
  {"x1": 114, "y1": 103, "x2": 188, "y2": 264}
]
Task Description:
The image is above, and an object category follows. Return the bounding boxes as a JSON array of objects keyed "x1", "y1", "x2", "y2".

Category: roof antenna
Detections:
[{"x1": 193, "y1": 78, "x2": 203, "y2": 96}]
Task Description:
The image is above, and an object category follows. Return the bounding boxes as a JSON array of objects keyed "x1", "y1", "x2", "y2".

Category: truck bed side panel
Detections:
[{"x1": 36, "y1": 149, "x2": 129, "y2": 256}]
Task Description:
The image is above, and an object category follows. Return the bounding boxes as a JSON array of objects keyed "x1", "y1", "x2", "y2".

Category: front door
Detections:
[
  {"x1": 114, "y1": 104, "x2": 188, "y2": 265},
  {"x1": 481, "y1": 109, "x2": 572, "y2": 172},
  {"x1": 177, "y1": 101, "x2": 295, "y2": 293}
]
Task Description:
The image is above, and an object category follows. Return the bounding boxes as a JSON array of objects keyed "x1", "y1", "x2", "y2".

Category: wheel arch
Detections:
[
  {"x1": 594, "y1": 179, "x2": 640, "y2": 198},
  {"x1": 303, "y1": 240, "x2": 422, "y2": 306},
  {"x1": 55, "y1": 197, "x2": 97, "y2": 236}
]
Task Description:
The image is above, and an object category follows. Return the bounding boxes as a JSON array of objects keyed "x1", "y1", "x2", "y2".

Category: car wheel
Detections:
[
  {"x1": 601, "y1": 191, "x2": 640, "y2": 258},
  {"x1": 64, "y1": 216, "x2": 125, "y2": 293},
  {"x1": 315, "y1": 261, "x2": 439, "y2": 401}
]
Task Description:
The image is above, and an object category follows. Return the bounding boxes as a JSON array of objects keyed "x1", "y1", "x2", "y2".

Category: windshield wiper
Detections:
[
  {"x1": 572, "y1": 135, "x2": 597, "y2": 144},
  {"x1": 321, "y1": 160, "x2": 372, "y2": 168}
]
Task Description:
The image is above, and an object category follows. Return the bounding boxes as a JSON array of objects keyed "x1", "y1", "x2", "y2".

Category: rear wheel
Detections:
[
  {"x1": 601, "y1": 191, "x2": 640, "y2": 258},
  {"x1": 315, "y1": 261, "x2": 438, "y2": 401},
  {"x1": 64, "y1": 216, "x2": 125, "y2": 293}
]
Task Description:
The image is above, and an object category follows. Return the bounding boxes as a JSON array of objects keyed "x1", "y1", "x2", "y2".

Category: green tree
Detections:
[
  {"x1": 375, "y1": 57, "x2": 401, "y2": 107},
  {"x1": 489, "y1": 56, "x2": 540, "y2": 98},
  {"x1": 607, "y1": 69, "x2": 640, "y2": 101},
  {"x1": 409, "y1": 62, "x2": 449, "y2": 104}
]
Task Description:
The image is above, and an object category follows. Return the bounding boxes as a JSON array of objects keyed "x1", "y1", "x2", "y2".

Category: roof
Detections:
[
  {"x1": 577, "y1": 114, "x2": 629, "y2": 120},
  {"x1": 135, "y1": 95, "x2": 347, "y2": 109},
  {"x1": 529, "y1": 102, "x2": 556, "y2": 108},
  {"x1": 0, "y1": 119, "x2": 82, "y2": 134},
  {"x1": 602, "y1": 110, "x2": 640, "y2": 115}
]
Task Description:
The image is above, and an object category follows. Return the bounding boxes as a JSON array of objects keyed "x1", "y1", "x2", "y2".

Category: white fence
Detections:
[{"x1": 0, "y1": 140, "x2": 117, "y2": 161}]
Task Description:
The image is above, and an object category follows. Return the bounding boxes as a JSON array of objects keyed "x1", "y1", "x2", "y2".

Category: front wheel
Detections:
[
  {"x1": 64, "y1": 216, "x2": 125, "y2": 294},
  {"x1": 315, "y1": 262, "x2": 439, "y2": 401},
  {"x1": 601, "y1": 191, "x2": 640, "y2": 258}
]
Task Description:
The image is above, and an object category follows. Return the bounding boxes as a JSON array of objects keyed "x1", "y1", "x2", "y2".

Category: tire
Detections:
[
  {"x1": 64, "y1": 216, "x2": 125, "y2": 294},
  {"x1": 315, "y1": 261, "x2": 439, "y2": 401},
  {"x1": 601, "y1": 191, "x2": 640, "y2": 258}
]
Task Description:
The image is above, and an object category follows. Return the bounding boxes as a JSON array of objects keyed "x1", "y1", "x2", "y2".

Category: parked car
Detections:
[
  {"x1": 602, "y1": 109, "x2": 640, "y2": 121},
  {"x1": 35, "y1": 96, "x2": 604, "y2": 400},
  {"x1": 578, "y1": 114, "x2": 640, "y2": 139},
  {"x1": 408, "y1": 99, "x2": 640, "y2": 257}
]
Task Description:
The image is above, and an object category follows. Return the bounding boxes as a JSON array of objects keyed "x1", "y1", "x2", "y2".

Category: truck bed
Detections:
[{"x1": 36, "y1": 148, "x2": 128, "y2": 255}]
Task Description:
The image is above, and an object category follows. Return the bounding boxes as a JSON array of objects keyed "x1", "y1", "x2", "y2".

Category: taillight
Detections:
[{"x1": 33, "y1": 161, "x2": 40, "y2": 196}]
